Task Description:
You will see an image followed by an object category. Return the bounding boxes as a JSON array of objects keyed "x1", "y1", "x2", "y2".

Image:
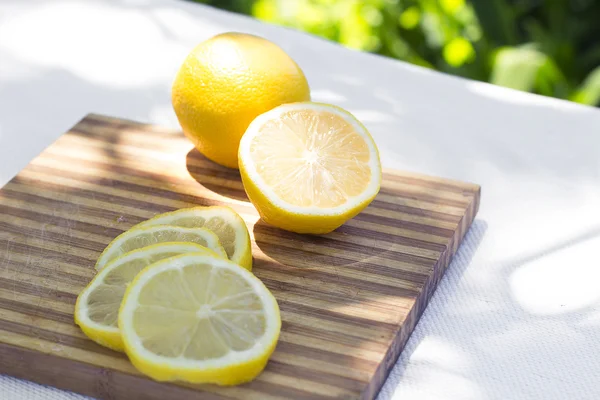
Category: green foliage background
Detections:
[{"x1": 196, "y1": 0, "x2": 600, "y2": 106}]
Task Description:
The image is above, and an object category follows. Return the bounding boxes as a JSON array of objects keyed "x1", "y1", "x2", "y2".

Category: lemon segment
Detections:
[
  {"x1": 118, "y1": 254, "x2": 281, "y2": 385},
  {"x1": 238, "y1": 102, "x2": 382, "y2": 234},
  {"x1": 95, "y1": 226, "x2": 227, "y2": 272},
  {"x1": 75, "y1": 243, "x2": 220, "y2": 351},
  {"x1": 172, "y1": 32, "x2": 310, "y2": 168},
  {"x1": 134, "y1": 206, "x2": 252, "y2": 271}
]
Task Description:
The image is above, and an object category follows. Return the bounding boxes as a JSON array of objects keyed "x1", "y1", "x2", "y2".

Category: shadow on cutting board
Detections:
[{"x1": 185, "y1": 148, "x2": 249, "y2": 202}]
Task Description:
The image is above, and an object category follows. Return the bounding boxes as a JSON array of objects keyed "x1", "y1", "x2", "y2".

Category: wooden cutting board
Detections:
[{"x1": 0, "y1": 114, "x2": 480, "y2": 400}]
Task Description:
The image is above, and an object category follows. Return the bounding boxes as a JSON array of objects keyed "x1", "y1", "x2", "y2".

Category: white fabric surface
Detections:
[{"x1": 1, "y1": 0, "x2": 599, "y2": 399}]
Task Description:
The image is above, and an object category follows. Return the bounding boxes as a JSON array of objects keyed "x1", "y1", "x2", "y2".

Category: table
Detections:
[{"x1": 1, "y1": 1, "x2": 599, "y2": 399}]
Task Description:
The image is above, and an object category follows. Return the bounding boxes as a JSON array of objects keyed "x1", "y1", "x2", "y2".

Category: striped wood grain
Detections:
[{"x1": 0, "y1": 114, "x2": 480, "y2": 399}]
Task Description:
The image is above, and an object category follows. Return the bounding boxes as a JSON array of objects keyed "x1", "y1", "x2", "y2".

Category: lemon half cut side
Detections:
[{"x1": 238, "y1": 102, "x2": 382, "y2": 234}]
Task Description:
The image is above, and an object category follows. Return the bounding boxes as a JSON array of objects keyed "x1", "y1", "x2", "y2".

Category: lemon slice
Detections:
[
  {"x1": 238, "y1": 102, "x2": 382, "y2": 234},
  {"x1": 134, "y1": 206, "x2": 252, "y2": 271},
  {"x1": 95, "y1": 226, "x2": 227, "y2": 271},
  {"x1": 119, "y1": 253, "x2": 280, "y2": 385},
  {"x1": 75, "y1": 243, "x2": 220, "y2": 351}
]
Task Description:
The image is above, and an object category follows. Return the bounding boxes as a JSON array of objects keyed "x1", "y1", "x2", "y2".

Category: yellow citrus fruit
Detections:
[
  {"x1": 172, "y1": 32, "x2": 311, "y2": 168},
  {"x1": 134, "y1": 206, "x2": 252, "y2": 271},
  {"x1": 119, "y1": 253, "x2": 281, "y2": 385},
  {"x1": 75, "y1": 243, "x2": 220, "y2": 352},
  {"x1": 238, "y1": 102, "x2": 382, "y2": 234},
  {"x1": 95, "y1": 226, "x2": 227, "y2": 271}
]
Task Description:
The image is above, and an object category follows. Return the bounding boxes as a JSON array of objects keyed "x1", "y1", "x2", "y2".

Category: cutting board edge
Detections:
[
  {"x1": 0, "y1": 341, "x2": 223, "y2": 400},
  {"x1": 362, "y1": 190, "x2": 480, "y2": 400}
]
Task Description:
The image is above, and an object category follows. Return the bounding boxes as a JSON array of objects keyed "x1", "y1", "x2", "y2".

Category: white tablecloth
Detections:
[{"x1": 1, "y1": 1, "x2": 599, "y2": 399}]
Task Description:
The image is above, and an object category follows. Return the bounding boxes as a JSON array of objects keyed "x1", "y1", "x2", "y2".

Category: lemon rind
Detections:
[
  {"x1": 95, "y1": 226, "x2": 227, "y2": 271},
  {"x1": 134, "y1": 206, "x2": 252, "y2": 271}
]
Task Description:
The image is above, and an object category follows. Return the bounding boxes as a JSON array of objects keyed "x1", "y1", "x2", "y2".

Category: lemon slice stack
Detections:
[
  {"x1": 75, "y1": 206, "x2": 280, "y2": 385},
  {"x1": 76, "y1": 242, "x2": 218, "y2": 351}
]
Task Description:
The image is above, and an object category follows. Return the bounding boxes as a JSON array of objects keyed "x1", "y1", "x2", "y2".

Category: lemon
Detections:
[
  {"x1": 134, "y1": 206, "x2": 252, "y2": 271},
  {"x1": 118, "y1": 254, "x2": 281, "y2": 385},
  {"x1": 172, "y1": 32, "x2": 310, "y2": 168},
  {"x1": 238, "y1": 102, "x2": 382, "y2": 234},
  {"x1": 95, "y1": 226, "x2": 227, "y2": 271},
  {"x1": 75, "y1": 243, "x2": 220, "y2": 351}
]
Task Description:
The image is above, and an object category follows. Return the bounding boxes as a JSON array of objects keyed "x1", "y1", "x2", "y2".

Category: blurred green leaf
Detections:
[
  {"x1": 536, "y1": 55, "x2": 571, "y2": 99},
  {"x1": 571, "y1": 66, "x2": 600, "y2": 106},
  {"x1": 443, "y1": 37, "x2": 475, "y2": 67},
  {"x1": 490, "y1": 46, "x2": 546, "y2": 92},
  {"x1": 252, "y1": 0, "x2": 275, "y2": 20},
  {"x1": 399, "y1": 6, "x2": 420, "y2": 30},
  {"x1": 440, "y1": 0, "x2": 465, "y2": 15}
]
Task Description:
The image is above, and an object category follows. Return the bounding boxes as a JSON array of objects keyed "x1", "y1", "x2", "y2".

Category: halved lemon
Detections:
[
  {"x1": 134, "y1": 206, "x2": 252, "y2": 270},
  {"x1": 119, "y1": 253, "x2": 280, "y2": 385},
  {"x1": 75, "y1": 243, "x2": 220, "y2": 351},
  {"x1": 238, "y1": 102, "x2": 382, "y2": 234},
  {"x1": 95, "y1": 226, "x2": 226, "y2": 271}
]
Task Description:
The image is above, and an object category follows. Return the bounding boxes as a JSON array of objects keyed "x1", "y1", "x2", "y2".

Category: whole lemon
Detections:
[{"x1": 172, "y1": 32, "x2": 311, "y2": 168}]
